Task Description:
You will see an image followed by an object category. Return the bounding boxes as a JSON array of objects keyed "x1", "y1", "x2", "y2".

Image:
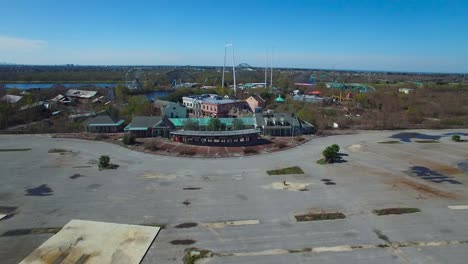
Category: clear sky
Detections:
[{"x1": 1, "y1": 0, "x2": 467, "y2": 73}]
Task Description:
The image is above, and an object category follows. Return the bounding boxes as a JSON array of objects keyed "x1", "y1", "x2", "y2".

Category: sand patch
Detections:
[
  {"x1": 202, "y1": 219, "x2": 260, "y2": 229},
  {"x1": 262, "y1": 182, "x2": 311, "y2": 191},
  {"x1": 348, "y1": 144, "x2": 363, "y2": 152}
]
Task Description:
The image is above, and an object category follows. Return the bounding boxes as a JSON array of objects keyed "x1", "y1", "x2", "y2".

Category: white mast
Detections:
[
  {"x1": 231, "y1": 44, "x2": 236, "y2": 96},
  {"x1": 222, "y1": 43, "x2": 228, "y2": 88},
  {"x1": 264, "y1": 52, "x2": 268, "y2": 88},
  {"x1": 270, "y1": 49, "x2": 273, "y2": 88}
]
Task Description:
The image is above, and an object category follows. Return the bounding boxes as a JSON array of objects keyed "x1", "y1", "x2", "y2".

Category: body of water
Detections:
[
  {"x1": 145, "y1": 90, "x2": 169, "y2": 101},
  {"x1": 4, "y1": 83, "x2": 116, "y2": 89}
]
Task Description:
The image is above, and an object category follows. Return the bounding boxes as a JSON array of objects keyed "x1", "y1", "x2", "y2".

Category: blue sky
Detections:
[{"x1": 1, "y1": 0, "x2": 467, "y2": 72}]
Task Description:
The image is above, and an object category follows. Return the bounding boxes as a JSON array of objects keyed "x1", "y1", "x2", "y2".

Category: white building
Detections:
[{"x1": 398, "y1": 88, "x2": 414, "y2": 94}]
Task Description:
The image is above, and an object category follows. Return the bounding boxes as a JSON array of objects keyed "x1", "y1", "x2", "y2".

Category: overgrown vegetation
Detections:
[
  {"x1": 183, "y1": 248, "x2": 213, "y2": 264},
  {"x1": 295, "y1": 212, "x2": 346, "y2": 222},
  {"x1": 98, "y1": 155, "x2": 110, "y2": 169},
  {"x1": 373, "y1": 208, "x2": 421, "y2": 216},
  {"x1": 144, "y1": 140, "x2": 160, "y2": 151},
  {"x1": 122, "y1": 133, "x2": 136, "y2": 145},
  {"x1": 267, "y1": 166, "x2": 305, "y2": 175},
  {"x1": 243, "y1": 147, "x2": 258, "y2": 154},
  {"x1": 452, "y1": 135, "x2": 461, "y2": 142}
]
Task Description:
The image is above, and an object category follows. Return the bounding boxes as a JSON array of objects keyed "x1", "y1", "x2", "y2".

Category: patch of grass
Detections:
[
  {"x1": 183, "y1": 248, "x2": 213, "y2": 264},
  {"x1": 316, "y1": 158, "x2": 328, "y2": 165},
  {"x1": 0, "y1": 148, "x2": 31, "y2": 152},
  {"x1": 48, "y1": 148, "x2": 71, "y2": 153},
  {"x1": 373, "y1": 208, "x2": 421, "y2": 216},
  {"x1": 414, "y1": 140, "x2": 439, "y2": 143},
  {"x1": 295, "y1": 212, "x2": 346, "y2": 222},
  {"x1": 378, "y1": 141, "x2": 401, "y2": 144},
  {"x1": 267, "y1": 166, "x2": 304, "y2": 175}
]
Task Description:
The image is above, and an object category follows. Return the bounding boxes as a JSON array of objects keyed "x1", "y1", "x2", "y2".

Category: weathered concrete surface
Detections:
[
  {"x1": 1, "y1": 129, "x2": 468, "y2": 263},
  {"x1": 19, "y1": 220, "x2": 160, "y2": 264}
]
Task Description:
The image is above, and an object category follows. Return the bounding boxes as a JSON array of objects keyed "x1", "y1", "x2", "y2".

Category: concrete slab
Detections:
[
  {"x1": 448, "y1": 205, "x2": 468, "y2": 210},
  {"x1": 19, "y1": 219, "x2": 160, "y2": 264}
]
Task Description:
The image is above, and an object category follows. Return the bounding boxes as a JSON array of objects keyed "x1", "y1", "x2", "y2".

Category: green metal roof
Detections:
[
  {"x1": 169, "y1": 117, "x2": 255, "y2": 127},
  {"x1": 275, "y1": 96, "x2": 285, "y2": 102},
  {"x1": 87, "y1": 117, "x2": 125, "y2": 127}
]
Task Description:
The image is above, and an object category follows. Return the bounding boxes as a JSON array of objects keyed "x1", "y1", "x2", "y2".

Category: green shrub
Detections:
[
  {"x1": 122, "y1": 133, "x2": 136, "y2": 145},
  {"x1": 322, "y1": 144, "x2": 340, "y2": 163},
  {"x1": 452, "y1": 135, "x2": 461, "y2": 142},
  {"x1": 98, "y1": 155, "x2": 110, "y2": 169},
  {"x1": 331, "y1": 144, "x2": 340, "y2": 153}
]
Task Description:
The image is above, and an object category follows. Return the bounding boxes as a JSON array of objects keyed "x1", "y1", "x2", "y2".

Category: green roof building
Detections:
[{"x1": 275, "y1": 95, "x2": 285, "y2": 103}]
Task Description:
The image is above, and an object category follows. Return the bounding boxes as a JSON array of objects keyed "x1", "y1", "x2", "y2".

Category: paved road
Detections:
[{"x1": 1, "y1": 129, "x2": 468, "y2": 263}]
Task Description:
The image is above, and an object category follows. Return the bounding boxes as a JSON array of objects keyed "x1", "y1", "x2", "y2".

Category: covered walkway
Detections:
[{"x1": 171, "y1": 129, "x2": 260, "y2": 146}]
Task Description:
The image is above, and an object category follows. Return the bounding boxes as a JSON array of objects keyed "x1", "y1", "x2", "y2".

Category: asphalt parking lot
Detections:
[{"x1": 1, "y1": 129, "x2": 468, "y2": 263}]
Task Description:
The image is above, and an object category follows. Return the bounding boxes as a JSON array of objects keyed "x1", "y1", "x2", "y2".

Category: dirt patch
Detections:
[
  {"x1": 174, "y1": 223, "x2": 198, "y2": 229},
  {"x1": 262, "y1": 182, "x2": 311, "y2": 191},
  {"x1": 183, "y1": 187, "x2": 202, "y2": 190},
  {"x1": 295, "y1": 212, "x2": 346, "y2": 222},
  {"x1": 25, "y1": 184, "x2": 53, "y2": 196},
  {"x1": 430, "y1": 164, "x2": 463, "y2": 176},
  {"x1": 1, "y1": 227, "x2": 61, "y2": 237},
  {"x1": 48, "y1": 148, "x2": 72, "y2": 154},
  {"x1": 171, "y1": 239, "x2": 196, "y2": 245},
  {"x1": 373, "y1": 208, "x2": 421, "y2": 216},
  {"x1": 396, "y1": 179, "x2": 459, "y2": 199}
]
